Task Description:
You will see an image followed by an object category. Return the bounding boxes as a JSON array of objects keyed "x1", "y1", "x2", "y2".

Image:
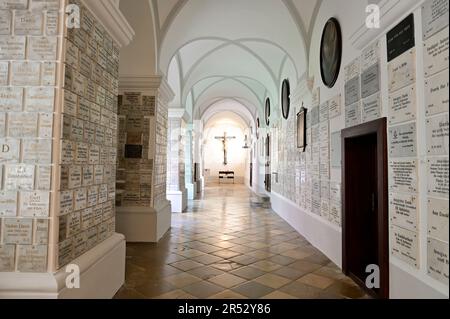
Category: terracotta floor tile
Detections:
[
  {"x1": 208, "y1": 290, "x2": 248, "y2": 299},
  {"x1": 187, "y1": 266, "x2": 225, "y2": 280},
  {"x1": 252, "y1": 260, "x2": 283, "y2": 272},
  {"x1": 154, "y1": 289, "x2": 197, "y2": 299},
  {"x1": 164, "y1": 273, "x2": 202, "y2": 288},
  {"x1": 261, "y1": 291, "x2": 297, "y2": 299},
  {"x1": 297, "y1": 273, "x2": 335, "y2": 289},
  {"x1": 171, "y1": 260, "x2": 204, "y2": 271},
  {"x1": 209, "y1": 273, "x2": 247, "y2": 288},
  {"x1": 231, "y1": 281, "x2": 274, "y2": 298},
  {"x1": 253, "y1": 273, "x2": 292, "y2": 289},
  {"x1": 182, "y1": 281, "x2": 224, "y2": 298},
  {"x1": 212, "y1": 249, "x2": 242, "y2": 259}
]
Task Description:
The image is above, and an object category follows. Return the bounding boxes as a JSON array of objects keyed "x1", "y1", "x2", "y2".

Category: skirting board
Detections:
[
  {"x1": 167, "y1": 189, "x2": 187, "y2": 213},
  {"x1": 0, "y1": 233, "x2": 125, "y2": 299},
  {"x1": 116, "y1": 200, "x2": 172, "y2": 242},
  {"x1": 271, "y1": 191, "x2": 342, "y2": 268}
]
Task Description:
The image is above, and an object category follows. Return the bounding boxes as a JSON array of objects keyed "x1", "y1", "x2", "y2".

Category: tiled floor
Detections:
[{"x1": 114, "y1": 184, "x2": 370, "y2": 299}]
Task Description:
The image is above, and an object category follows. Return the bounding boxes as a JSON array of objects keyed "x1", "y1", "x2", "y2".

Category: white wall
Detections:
[
  {"x1": 203, "y1": 112, "x2": 249, "y2": 184},
  {"x1": 270, "y1": 0, "x2": 448, "y2": 299}
]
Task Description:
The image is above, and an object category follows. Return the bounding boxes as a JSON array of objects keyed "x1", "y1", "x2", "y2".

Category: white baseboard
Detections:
[
  {"x1": 0, "y1": 233, "x2": 126, "y2": 299},
  {"x1": 116, "y1": 200, "x2": 171, "y2": 242},
  {"x1": 271, "y1": 191, "x2": 342, "y2": 267}
]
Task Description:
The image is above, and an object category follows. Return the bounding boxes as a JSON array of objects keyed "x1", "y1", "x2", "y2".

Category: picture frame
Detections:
[
  {"x1": 297, "y1": 107, "x2": 308, "y2": 151},
  {"x1": 281, "y1": 79, "x2": 290, "y2": 120},
  {"x1": 320, "y1": 17, "x2": 342, "y2": 88}
]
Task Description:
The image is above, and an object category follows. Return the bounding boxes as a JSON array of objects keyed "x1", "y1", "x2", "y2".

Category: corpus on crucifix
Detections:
[{"x1": 215, "y1": 132, "x2": 236, "y2": 165}]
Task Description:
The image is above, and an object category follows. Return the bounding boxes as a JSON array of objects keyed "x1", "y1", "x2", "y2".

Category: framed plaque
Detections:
[
  {"x1": 281, "y1": 79, "x2": 290, "y2": 120},
  {"x1": 265, "y1": 98, "x2": 270, "y2": 126},
  {"x1": 297, "y1": 107, "x2": 307, "y2": 151},
  {"x1": 387, "y1": 14, "x2": 415, "y2": 62},
  {"x1": 427, "y1": 238, "x2": 449, "y2": 285},
  {"x1": 320, "y1": 18, "x2": 342, "y2": 88},
  {"x1": 422, "y1": 0, "x2": 449, "y2": 40},
  {"x1": 391, "y1": 225, "x2": 419, "y2": 268},
  {"x1": 427, "y1": 197, "x2": 449, "y2": 242}
]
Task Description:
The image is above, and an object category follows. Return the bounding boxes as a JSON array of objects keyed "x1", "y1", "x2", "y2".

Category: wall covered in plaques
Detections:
[
  {"x1": 57, "y1": 0, "x2": 120, "y2": 269},
  {"x1": 153, "y1": 97, "x2": 168, "y2": 206},
  {"x1": 0, "y1": 0, "x2": 61, "y2": 272},
  {"x1": 271, "y1": 0, "x2": 448, "y2": 296},
  {"x1": 116, "y1": 92, "x2": 155, "y2": 207}
]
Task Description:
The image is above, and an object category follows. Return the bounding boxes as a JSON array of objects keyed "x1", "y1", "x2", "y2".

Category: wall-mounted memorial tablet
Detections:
[
  {"x1": 281, "y1": 79, "x2": 290, "y2": 120},
  {"x1": 320, "y1": 18, "x2": 342, "y2": 88},
  {"x1": 391, "y1": 225, "x2": 419, "y2": 268},
  {"x1": 265, "y1": 98, "x2": 270, "y2": 126},
  {"x1": 387, "y1": 13, "x2": 415, "y2": 62},
  {"x1": 297, "y1": 107, "x2": 307, "y2": 152},
  {"x1": 422, "y1": 0, "x2": 449, "y2": 40},
  {"x1": 427, "y1": 238, "x2": 449, "y2": 285}
]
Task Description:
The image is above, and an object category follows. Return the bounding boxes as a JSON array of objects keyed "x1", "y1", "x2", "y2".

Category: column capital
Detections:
[
  {"x1": 168, "y1": 108, "x2": 190, "y2": 122},
  {"x1": 82, "y1": 0, "x2": 135, "y2": 48},
  {"x1": 119, "y1": 76, "x2": 175, "y2": 103}
]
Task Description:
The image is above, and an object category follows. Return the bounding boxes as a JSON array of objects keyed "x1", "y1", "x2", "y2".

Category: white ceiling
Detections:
[{"x1": 151, "y1": 0, "x2": 322, "y2": 123}]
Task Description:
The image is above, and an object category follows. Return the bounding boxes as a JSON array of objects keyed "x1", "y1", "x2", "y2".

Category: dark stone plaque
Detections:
[
  {"x1": 387, "y1": 14, "x2": 415, "y2": 62},
  {"x1": 125, "y1": 144, "x2": 143, "y2": 159}
]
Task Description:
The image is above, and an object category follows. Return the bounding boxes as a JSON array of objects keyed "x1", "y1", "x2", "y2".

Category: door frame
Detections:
[{"x1": 341, "y1": 117, "x2": 389, "y2": 299}]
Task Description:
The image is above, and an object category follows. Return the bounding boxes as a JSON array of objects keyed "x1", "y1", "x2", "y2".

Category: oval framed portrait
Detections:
[
  {"x1": 265, "y1": 98, "x2": 270, "y2": 126},
  {"x1": 281, "y1": 79, "x2": 290, "y2": 120},
  {"x1": 320, "y1": 17, "x2": 342, "y2": 88},
  {"x1": 256, "y1": 117, "x2": 260, "y2": 139}
]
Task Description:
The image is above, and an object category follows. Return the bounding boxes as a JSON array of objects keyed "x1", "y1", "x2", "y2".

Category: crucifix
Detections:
[{"x1": 215, "y1": 132, "x2": 236, "y2": 165}]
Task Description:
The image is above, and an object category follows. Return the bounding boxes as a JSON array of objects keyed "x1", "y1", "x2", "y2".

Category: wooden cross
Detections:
[{"x1": 215, "y1": 132, "x2": 236, "y2": 165}]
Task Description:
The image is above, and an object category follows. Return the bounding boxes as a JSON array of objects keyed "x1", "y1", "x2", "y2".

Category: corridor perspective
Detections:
[
  {"x1": 0, "y1": 0, "x2": 448, "y2": 302},
  {"x1": 115, "y1": 185, "x2": 368, "y2": 299}
]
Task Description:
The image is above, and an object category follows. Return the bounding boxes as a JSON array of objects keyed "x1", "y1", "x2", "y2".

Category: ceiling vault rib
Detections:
[{"x1": 281, "y1": 0, "x2": 309, "y2": 61}]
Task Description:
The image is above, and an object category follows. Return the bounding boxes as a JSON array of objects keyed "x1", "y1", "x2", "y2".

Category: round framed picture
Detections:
[
  {"x1": 320, "y1": 17, "x2": 342, "y2": 88},
  {"x1": 265, "y1": 98, "x2": 270, "y2": 126},
  {"x1": 281, "y1": 79, "x2": 290, "y2": 120},
  {"x1": 256, "y1": 118, "x2": 260, "y2": 139}
]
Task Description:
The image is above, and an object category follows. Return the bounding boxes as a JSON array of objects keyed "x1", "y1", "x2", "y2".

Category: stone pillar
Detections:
[
  {"x1": 184, "y1": 124, "x2": 197, "y2": 199},
  {"x1": 115, "y1": 77, "x2": 173, "y2": 242},
  {"x1": 166, "y1": 109, "x2": 188, "y2": 212},
  {"x1": 193, "y1": 120, "x2": 204, "y2": 193},
  {"x1": 0, "y1": 0, "x2": 134, "y2": 298}
]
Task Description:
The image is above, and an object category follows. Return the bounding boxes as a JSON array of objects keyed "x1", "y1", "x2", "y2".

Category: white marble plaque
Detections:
[
  {"x1": 58, "y1": 238, "x2": 73, "y2": 268},
  {"x1": 0, "y1": 87, "x2": 23, "y2": 112},
  {"x1": 428, "y1": 197, "x2": 449, "y2": 242},
  {"x1": 36, "y1": 166, "x2": 51, "y2": 190},
  {"x1": 39, "y1": 113, "x2": 53, "y2": 138},
  {"x1": 0, "y1": 112, "x2": 4, "y2": 137},
  {"x1": 5, "y1": 165, "x2": 34, "y2": 191},
  {"x1": 0, "y1": 10, "x2": 11, "y2": 35},
  {"x1": 34, "y1": 219, "x2": 49, "y2": 245},
  {"x1": 20, "y1": 191, "x2": 50, "y2": 217},
  {"x1": 345, "y1": 57, "x2": 360, "y2": 81},
  {"x1": 67, "y1": 211, "x2": 81, "y2": 237},
  {"x1": 11, "y1": 62, "x2": 40, "y2": 86},
  {"x1": 425, "y1": 69, "x2": 449, "y2": 116},
  {"x1": 361, "y1": 63, "x2": 380, "y2": 98},
  {"x1": 3, "y1": 218, "x2": 33, "y2": 244},
  {"x1": 45, "y1": 10, "x2": 59, "y2": 36},
  {"x1": 345, "y1": 102, "x2": 361, "y2": 128},
  {"x1": 389, "y1": 159, "x2": 418, "y2": 193},
  {"x1": 27, "y1": 36, "x2": 57, "y2": 60},
  {"x1": 0, "y1": 191, "x2": 17, "y2": 217},
  {"x1": 68, "y1": 166, "x2": 82, "y2": 189},
  {"x1": 312, "y1": 196, "x2": 321, "y2": 216},
  {"x1": 321, "y1": 199, "x2": 330, "y2": 219},
  {"x1": 59, "y1": 190, "x2": 73, "y2": 215},
  {"x1": 389, "y1": 123, "x2": 417, "y2": 157},
  {"x1": 8, "y1": 113, "x2": 38, "y2": 138},
  {"x1": 328, "y1": 95, "x2": 341, "y2": 119},
  {"x1": 17, "y1": 245, "x2": 47, "y2": 272},
  {"x1": 389, "y1": 85, "x2": 416, "y2": 125},
  {"x1": 312, "y1": 88, "x2": 320, "y2": 108},
  {"x1": 25, "y1": 87, "x2": 55, "y2": 112},
  {"x1": 391, "y1": 225, "x2": 419, "y2": 268},
  {"x1": 388, "y1": 49, "x2": 416, "y2": 93},
  {"x1": 0, "y1": 62, "x2": 8, "y2": 85},
  {"x1": 0, "y1": 138, "x2": 20, "y2": 163},
  {"x1": 361, "y1": 40, "x2": 380, "y2": 70},
  {"x1": 311, "y1": 124, "x2": 319, "y2": 144},
  {"x1": 362, "y1": 93, "x2": 381, "y2": 123},
  {"x1": 329, "y1": 201, "x2": 341, "y2": 226},
  {"x1": 390, "y1": 193, "x2": 418, "y2": 231},
  {"x1": 345, "y1": 76, "x2": 360, "y2": 106},
  {"x1": 424, "y1": 27, "x2": 449, "y2": 77},
  {"x1": 0, "y1": 245, "x2": 15, "y2": 272},
  {"x1": 61, "y1": 140, "x2": 75, "y2": 164},
  {"x1": 22, "y1": 139, "x2": 52, "y2": 164},
  {"x1": 427, "y1": 157, "x2": 449, "y2": 197},
  {"x1": 330, "y1": 182, "x2": 341, "y2": 203},
  {"x1": 0, "y1": 36, "x2": 26, "y2": 59},
  {"x1": 330, "y1": 131, "x2": 341, "y2": 168},
  {"x1": 320, "y1": 180, "x2": 330, "y2": 200},
  {"x1": 41, "y1": 62, "x2": 56, "y2": 86},
  {"x1": 426, "y1": 113, "x2": 449, "y2": 155},
  {"x1": 319, "y1": 102, "x2": 329, "y2": 123},
  {"x1": 422, "y1": 0, "x2": 449, "y2": 40},
  {"x1": 319, "y1": 121, "x2": 329, "y2": 142},
  {"x1": 74, "y1": 188, "x2": 87, "y2": 211},
  {"x1": 14, "y1": 11, "x2": 43, "y2": 35},
  {"x1": 427, "y1": 238, "x2": 449, "y2": 285}
]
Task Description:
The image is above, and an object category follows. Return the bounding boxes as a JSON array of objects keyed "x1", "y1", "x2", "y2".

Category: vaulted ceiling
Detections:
[{"x1": 152, "y1": 0, "x2": 322, "y2": 123}]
